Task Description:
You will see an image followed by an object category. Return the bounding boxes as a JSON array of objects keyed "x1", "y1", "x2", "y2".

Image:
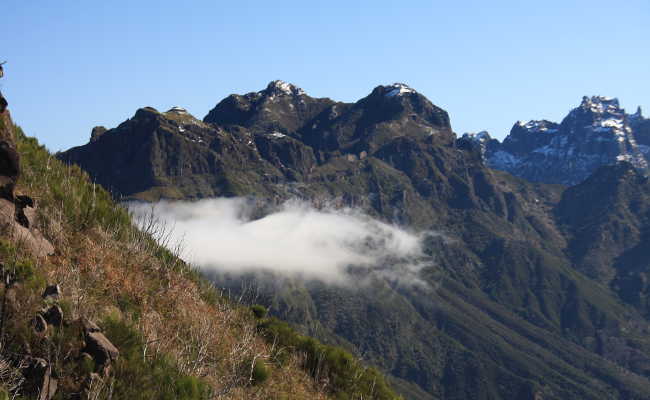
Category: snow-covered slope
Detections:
[{"x1": 466, "y1": 96, "x2": 649, "y2": 185}]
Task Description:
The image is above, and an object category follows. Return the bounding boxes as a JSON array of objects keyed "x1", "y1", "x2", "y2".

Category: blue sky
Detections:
[{"x1": 2, "y1": 1, "x2": 648, "y2": 151}]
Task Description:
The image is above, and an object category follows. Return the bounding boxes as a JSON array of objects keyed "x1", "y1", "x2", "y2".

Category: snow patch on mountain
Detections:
[
  {"x1": 268, "y1": 131, "x2": 287, "y2": 139},
  {"x1": 517, "y1": 120, "x2": 558, "y2": 133},
  {"x1": 265, "y1": 80, "x2": 306, "y2": 96},
  {"x1": 385, "y1": 83, "x2": 415, "y2": 97}
]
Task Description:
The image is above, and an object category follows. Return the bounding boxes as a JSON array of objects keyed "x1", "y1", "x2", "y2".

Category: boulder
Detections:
[
  {"x1": 84, "y1": 331, "x2": 119, "y2": 365},
  {"x1": 14, "y1": 194, "x2": 36, "y2": 228},
  {"x1": 0, "y1": 141, "x2": 19, "y2": 201},
  {"x1": 43, "y1": 305, "x2": 63, "y2": 327},
  {"x1": 80, "y1": 317, "x2": 101, "y2": 333},
  {"x1": 31, "y1": 314, "x2": 47, "y2": 335},
  {"x1": 42, "y1": 285, "x2": 60, "y2": 300},
  {"x1": 0, "y1": 198, "x2": 54, "y2": 258}
]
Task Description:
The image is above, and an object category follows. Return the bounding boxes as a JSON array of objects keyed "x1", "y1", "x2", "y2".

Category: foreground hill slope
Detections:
[
  {"x1": 60, "y1": 82, "x2": 650, "y2": 399},
  {"x1": 0, "y1": 90, "x2": 398, "y2": 399}
]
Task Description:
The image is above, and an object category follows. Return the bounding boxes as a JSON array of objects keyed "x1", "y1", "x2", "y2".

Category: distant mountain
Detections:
[
  {"x1": 59, "y1": 83, "x2": 650, "y2": 399},
  {"x1": 463, "y1": 96, "x2": 649, "y2": 185}
]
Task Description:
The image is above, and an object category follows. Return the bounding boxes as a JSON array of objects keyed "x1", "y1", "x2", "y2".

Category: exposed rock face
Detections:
[
  {"x1": 0, "y1": 91, "x2": 54, "y2": 257},
  {"x1": 59, "y1": 84, "x2": 650, "y2": 399},
  {"x1": 467, "y1": 96, "x2": 650, "y2": 185},
  {"x1": 0, "y1": 91, "x2": 19, "y2": 201},
  {"x1": 60, "y1": 82, "x2": 453, "y2": 204}
]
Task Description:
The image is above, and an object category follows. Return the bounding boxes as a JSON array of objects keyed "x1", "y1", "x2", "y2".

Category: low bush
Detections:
[
  {"x1": 251, "y1": 358, "x2": 270, "y2": 385},
  {"x1": 102, "y1": 316, "x2": 212, "y2": 400},
  {"x1": 258, "y1": 318, "x2": 399, "y2": 400},
  {"x1": 250, "y1": 304, "x2": 268, "y2": 319}
]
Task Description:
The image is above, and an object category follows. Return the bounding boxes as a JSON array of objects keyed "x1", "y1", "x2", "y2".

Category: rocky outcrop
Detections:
[
  {"x1": 24, "y1": 358, "x2": 58, "y2": 400},
  {"x1": 89, "y1": 126, "x2": 107, "y2": 143},
  {"x1": 42, "y1": 285, "x2": 61, "y2": 300},
  {"x1": 0, "y1": 90, "x2": 54, "y2": 257},
  {"x1": 0, "y1": 91, "x2": 19, "y2": 201},
  {"x1": 43, "y1": 305, "x2": 63, "y2": 327},
  {"x1": 30, "y1": 314, "x2": 48, "y2": 335},
  {"x1": 84, "y1": 331, "x2": 119, "y2": 365}
]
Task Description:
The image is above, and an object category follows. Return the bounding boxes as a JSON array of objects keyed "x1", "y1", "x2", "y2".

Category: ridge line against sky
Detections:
[{"x1": 2, "y1": 0, "x2": 648, "y2": 151}]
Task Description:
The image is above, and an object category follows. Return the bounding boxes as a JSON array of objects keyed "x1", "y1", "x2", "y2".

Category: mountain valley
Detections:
[{"x1": 58, "y1": 82, "x2": 650, "y2": 400}]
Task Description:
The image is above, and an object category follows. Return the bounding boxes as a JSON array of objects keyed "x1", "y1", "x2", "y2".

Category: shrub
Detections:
[
  {"x1": 102, "y1": 316, "x2": 212, "y2": 399},
  {"x1": 258, "y1": 318, "x2": 399, "y2": 399},
  {"x1": 251, "y1": 358, "x2": 270, "y2": 385},
  {"x1": 250, "y1": 304, "x2": 268, "y2": 319}
]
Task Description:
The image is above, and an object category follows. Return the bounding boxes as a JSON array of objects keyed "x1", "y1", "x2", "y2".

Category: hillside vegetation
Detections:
[{"x1": 0, "y1": 119, "x2": 399, "y2": 399}]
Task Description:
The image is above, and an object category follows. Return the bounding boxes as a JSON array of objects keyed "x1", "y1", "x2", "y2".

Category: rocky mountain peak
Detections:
[
  {"x1": 562, "y1": 95, "x2": 632, "y2": 145},
  {"x1": 89, "y1": 126, "x2": 107, "y2": 143},
  {"x1": 465, "y1": 96, "x2": 649, "y2": 185},
  {"x1": 514, "y1": 120, "x2": 559, "y2": 133},
  {"x1": 166, "y1": 106, "x2": 189, "y2": 114},
  {"x1": 263, "y1": 80, "x2": 306, "y2": 97},
  {"x1": 458, "y1": 131, "x2": 499, "y2": 160},
  {"x1": 365, "y1": 83, "x2": 419, "y2": 103},
  {"x1": 382, "y1": 83, "x2": 417, "y2": 98},
  {"x1": 134, "y1": 106, "x2": 160, "y2": 119},
  {"x1": 463, "y1": 131, "x2": 492, "y2": 141},
  {"x1": 579, "y1": 95, "x2": 622, "y2": 115}
]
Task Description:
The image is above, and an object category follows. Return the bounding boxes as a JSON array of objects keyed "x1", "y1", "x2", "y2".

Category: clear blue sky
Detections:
[{"x1": 2, "y1": 1, "x2": 648, "y2": 151}]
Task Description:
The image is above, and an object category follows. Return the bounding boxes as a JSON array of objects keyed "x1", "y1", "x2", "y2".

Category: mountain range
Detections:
[
  {"x1": 462, "y1": 96, "x2": 649, "y2": 186},
  {"x1": 59, "y1": 82, "x2": 650, "y2": 399}
]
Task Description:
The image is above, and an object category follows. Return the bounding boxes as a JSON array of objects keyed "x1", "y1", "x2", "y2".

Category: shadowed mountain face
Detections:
[
  {"x1": 463, "y1": 97, "x2": 650, "y2": 186},
  {"x1": 60, "y1": 82, "x2": 650, "y2": 399}
]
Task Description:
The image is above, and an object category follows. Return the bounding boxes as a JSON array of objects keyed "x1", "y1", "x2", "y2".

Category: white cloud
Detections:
[{"x1": 128, "y1": 198, "x2": 431, "y2": 285}]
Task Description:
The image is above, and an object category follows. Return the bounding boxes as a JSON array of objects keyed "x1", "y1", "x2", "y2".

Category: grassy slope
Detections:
[{"x1": 0, "y1": 126, "x2": 399, "y2": 400}]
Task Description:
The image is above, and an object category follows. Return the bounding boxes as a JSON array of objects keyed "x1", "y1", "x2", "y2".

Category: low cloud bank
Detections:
[{"x1": 128, "y1": 198, "x2": 432, "y2": 284}]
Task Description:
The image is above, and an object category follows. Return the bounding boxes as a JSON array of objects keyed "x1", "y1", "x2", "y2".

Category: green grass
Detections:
[{"x1": 16, "y1": 126, "x2": 131, "y2": 236}]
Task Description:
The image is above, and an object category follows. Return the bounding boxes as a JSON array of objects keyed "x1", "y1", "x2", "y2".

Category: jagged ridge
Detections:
[{"x1": 464, "y1": 96, "x2": 650, "y2": 185}]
